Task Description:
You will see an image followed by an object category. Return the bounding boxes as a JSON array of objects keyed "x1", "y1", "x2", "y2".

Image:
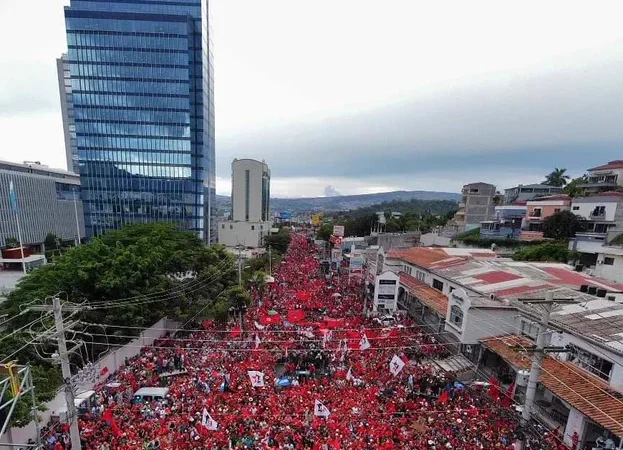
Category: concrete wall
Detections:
[
  {"x1": 571, "y1": 199, "x2": 618, "y2": 222},
  {"x1": 595, "y1": 253, "x2": 623, "y2": 283},
  {"x1": 217, "y1": 221, "x2": 270, "y2": 248},
  {"x1": 0, "y1": 317, "x2": 179, "y2": 447}
]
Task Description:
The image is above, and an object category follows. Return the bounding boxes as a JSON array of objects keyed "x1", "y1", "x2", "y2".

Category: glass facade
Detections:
[{"x1": 63, "y1": 0, "x2": 215, "y2": 241}]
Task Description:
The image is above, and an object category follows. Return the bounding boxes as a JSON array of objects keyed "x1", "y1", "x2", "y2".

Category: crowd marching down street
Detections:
[{"x1": 61, "y1": 234, "x2": 569, "y2": 450}]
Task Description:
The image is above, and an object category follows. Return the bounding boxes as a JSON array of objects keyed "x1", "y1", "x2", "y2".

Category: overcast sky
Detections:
[{"x1": 1, "y1": 0, "x2": 623, "y2": 197}]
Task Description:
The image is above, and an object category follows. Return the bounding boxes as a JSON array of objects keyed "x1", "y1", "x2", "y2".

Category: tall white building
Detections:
[
  {"x1": 231, "y1": 159, "x2": 270, "y2": 222},
  {"x1": 219, "y1": 159, "x2": 272, "y2": 248}
]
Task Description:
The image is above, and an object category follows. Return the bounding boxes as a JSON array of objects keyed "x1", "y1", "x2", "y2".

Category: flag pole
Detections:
[
  {"x1": 9, "y1": 180, "x2": 26, "y2": 274},
  {"x1": 15, "y1": 208, "x2": 26, "y2": 274}
]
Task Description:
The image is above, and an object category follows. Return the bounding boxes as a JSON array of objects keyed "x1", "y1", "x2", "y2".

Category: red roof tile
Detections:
[
  {"x1": 542, "y1": 267, "x2": 623, "y2": 291},
  {"x1": 475, "y1": 271, "x2": 522, "y2": 284},
  {"x1": 399, "y1": 272, "x2": 448, "y2": 317},
  {"x1": 387, "y1": 248, "x2": 466, "y2": 270},
  {"x1": 589, "y1": 160, "x2": 623, "y2": 171},
  {"x1": 481, "y1": 335, "x2": 623, "y2": 437}
]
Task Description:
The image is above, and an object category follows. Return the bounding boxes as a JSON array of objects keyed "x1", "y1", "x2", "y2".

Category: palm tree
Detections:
[
  {"x1": 249, "y1": 271, "x2": 268, "y2": 305},
  {"x1": 544, "y1": 168, "x2": 570, "y2": 187}
]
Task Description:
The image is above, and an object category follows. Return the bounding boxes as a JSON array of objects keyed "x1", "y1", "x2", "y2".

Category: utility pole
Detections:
[
  {"x1": 237, "y1": 245, "x2": 243, "y2": 286},
  {"x1": 268, "y1": 245, "x2": 272, "y2": 277},
  {"x1": 31, "y1": 298, "x2": 83, "y2": 450},
  {"x1": 515, "y1": 291, "x2": 576, "y2": 450},
  {"x1": 52, "y1": 297, "x2": 82, "y2": 450}
]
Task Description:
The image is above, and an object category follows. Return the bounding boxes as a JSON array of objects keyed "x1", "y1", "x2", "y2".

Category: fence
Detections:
[{"x1": 0, "y1": 317, "x2": 179, "y2": 448}]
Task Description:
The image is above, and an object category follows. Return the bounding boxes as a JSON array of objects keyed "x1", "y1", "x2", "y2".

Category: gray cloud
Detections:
[
  {"x1": 323, "y1": 185, "x2": 341, "y2": 197},
  {"x1": 218, "y1": 57, "x2": 623, "y2": 181}
]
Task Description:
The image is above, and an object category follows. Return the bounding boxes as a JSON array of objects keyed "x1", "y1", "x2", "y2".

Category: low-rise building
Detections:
[
  {"x1": 0, "y1": 160, "x2": 84, "y2": 248},
  {"x1": 569, "y1": 192, "x2": 623, "y2": 266},
  {"x1": 504, "y1": 183, "x2": 563, "y2": 204},
  {"x1": 580, "y1": 160, "x2": 623, "y2": 195},
  {"x1": 479, "y1": 204, "x2": 527, "y2": 240},
  {"x1": 453, "y1": 182, "x2": 498, "y2": 231},
  {"x1": 521, "y1": 194, "x2": 572, "y2": 240}
]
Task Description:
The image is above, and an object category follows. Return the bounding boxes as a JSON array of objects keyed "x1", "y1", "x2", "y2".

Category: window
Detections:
[
  {"x1": 251, "y1": 225, "x2": 255, "y2": 231},
  {"x1": 221, "y1": 224, "x2": 224, "y2": 229},
  {"x1": 449, "y1": 305, "x2": 463, "y2": 327},
  {"x1": 567, "y1": 344, "x2": 613, "y2": 381},
  {"x1": 554, "y1": 208, "x2": 561, "y2": 213},
  {"x1": 432, "y1": 279, "x2": 444, "y2": 291},
  {"x1": 416, "y1": 271, "x2": 425, "y2": 282},
  {"x1": 604, "y1": 257, "x2": 615, "y2": 266},
  {"x1": 572, "y1": 206, "x2": 580, "y2": 211},
  {"x1": 230, "y1": 225, "x2": 233, "y2": 230}
]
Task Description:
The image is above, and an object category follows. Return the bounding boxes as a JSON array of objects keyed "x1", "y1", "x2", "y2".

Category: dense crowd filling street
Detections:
[{"x1": 44, "y1": 234, "x2": 569, "y2": 449}]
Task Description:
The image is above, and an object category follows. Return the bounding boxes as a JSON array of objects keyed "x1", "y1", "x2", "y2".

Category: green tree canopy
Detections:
[
  {"x1": 543, "y1": 168, "x2": 570, "y2": 187},
  {"x1": 513, "y1": 242, "x2": 579, "y2": 263},
  {"x1": 542, "y1": 210, "x2": 587, "y2": 240},
  {"x1": 265, "y1": 228, "x2": 291, "y2": 254},
  {"x1": 563, "y1": 176, "x2": 587, "y2": 197}
]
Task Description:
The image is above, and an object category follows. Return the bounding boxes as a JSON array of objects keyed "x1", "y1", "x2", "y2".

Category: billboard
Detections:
[{"x1": 333, "y1": 225, "x2": 345, "y2": 237}]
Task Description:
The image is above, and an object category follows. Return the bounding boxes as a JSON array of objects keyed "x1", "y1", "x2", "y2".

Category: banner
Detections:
[
  {"x1": 201, "y1": 408, "x2": 218, "y2": 431},
  {"x1": 332, "y1": 225, "x2": 345, "y2": 237},
  {"x1": 314, "y1": 400, "x2": 331, "y2": 418},
  {"x1": 248, "y1": 371, "x2": 265, "y2": 387},
  {"x1": 359, "y1": 333, "x2": 371, "y2": 351},
  {"x1": 389, "y1": 354, "x2": 405, "y2": 376},
  {"x1": 296, "y1": 291, "x2": 311, "y2": 302}
]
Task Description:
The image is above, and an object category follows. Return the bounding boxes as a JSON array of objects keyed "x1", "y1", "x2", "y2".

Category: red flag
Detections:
[
  {"x1": 231, "y1": 325, "x2": 241, "y2": 338},
  {"x1": 437, "y1": 390, "x2": 449, "y2": 404},
  {"x1": 488, "y1": 377, "x2": 500, "y2": 400},
  {"x1": 100, "y1": 367, "x2": 109, "y2": 376},
  {"x1": 501, "y1": 383, "x2": 515, "y2": 407},
  {"x1": 287, "y1": 309, "x2": 305, "y2": 323},
  {"x1": 103, "y1": 410, "x2": 121, "y2": 437}
]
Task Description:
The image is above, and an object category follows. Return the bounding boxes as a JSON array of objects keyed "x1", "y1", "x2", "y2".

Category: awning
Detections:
[
  {"x1": 399, "y1": 272, "x2": 448, "y2": 317},
  {"x1": 481, "y1": 335, "x2": 623, "y2": 437}
]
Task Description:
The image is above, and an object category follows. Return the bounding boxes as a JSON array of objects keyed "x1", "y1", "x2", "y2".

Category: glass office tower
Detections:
[{"x1": 62, "y1": 0, "x2": 215, "y2": 241}]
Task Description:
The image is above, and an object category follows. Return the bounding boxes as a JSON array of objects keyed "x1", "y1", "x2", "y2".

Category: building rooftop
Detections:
[
  {"x1": 436, "y1": 259, "x2": 623, "y2": 351},
  {"x1": 0, "y1": 159, "x2": 78, "y2": 179},
  {"x1": 505, "y1": 183, "x2": 563, "y2": 190},
  {"x1": 588, "y1": 160, "x2": 623, "y2": 171},
  {"x1": 399, "y1": 272, "x2": 449, "y2": 317},
  {"x1": 527, "y1": 194, "x2": 572, "y2": 203},
  {"x1": 387, "y1": 247, "x2": 497, "y2": 270},
  {"x1": 481, "y1": 335, "x2": 623, "y2": 437},
  {"x1": 572, "y1": 192, "x2": 623, "y2": 202}
]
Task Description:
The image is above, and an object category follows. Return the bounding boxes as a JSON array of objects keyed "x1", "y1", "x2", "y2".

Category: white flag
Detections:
[
  {"x1": 359, "y1": 333, "x2": 371, "y2": 351},
  {"x1": 314, "y1": 400, "x2": 330, "y2": 418},
  {"x1": 254, "y1": 321, "x2": 265, "y2": 330},
  {"x1": 346, "y1": 367, "x2": 353, "y2": 381},
  {"x1": 248, "y1": 370, "x2": 265, "y2": 387},
  {"x1": 389, "y1": 354, "x2": 405, "y2": 376},
  {"x1": 255, "y1": 334, "x2": 261, "y2": 349},
  {"x1": 202, "y1": 408, "x2": 218, "y2": 430}
]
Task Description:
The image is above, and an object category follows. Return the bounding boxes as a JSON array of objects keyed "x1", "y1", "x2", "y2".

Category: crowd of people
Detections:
[{"x1": 42, "y1": 233, "x2": 571, "y2": 450}]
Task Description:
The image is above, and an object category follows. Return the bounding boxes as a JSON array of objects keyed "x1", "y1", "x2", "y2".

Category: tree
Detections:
[
  {"x1": 542, "y1": 210, "x2": 587, "y2": 240},
  {"x1": 4, "y1": 237, "x2": 19, "y2": 248},
  {"x1": 513, "y1": 242, "x2": 579, "y2": 263},
  {"x1": 249, "y1": 271, "x2": 267, "y2": 304},
  {"x1": 563, "y1": 176, "x2": 587, "y2": 197},
  {"x1": 265, "y1": 228, "x2": 291, "y2": 254},
  {"x1": 44, "y1": 233, "x2": 59, "y2": 250},
  {"x1": 316, "y1": 223, "x2": 333, "y2": 241},
  {"x1": 543, "y1": 168, "x2": 570, "y2": 187}
]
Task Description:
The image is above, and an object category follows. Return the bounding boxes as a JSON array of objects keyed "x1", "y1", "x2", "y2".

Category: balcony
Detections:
[{"x1": 590, "y1": 210, "x2": 607, "y2": 219}]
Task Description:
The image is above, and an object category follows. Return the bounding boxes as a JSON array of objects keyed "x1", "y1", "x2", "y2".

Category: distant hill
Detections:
[{"x1": 215, "y1": 190, "x2": 460, "y2": 214}]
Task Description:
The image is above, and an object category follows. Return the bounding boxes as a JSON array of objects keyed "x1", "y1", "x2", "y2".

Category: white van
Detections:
[{"x1": 132, "y1": 387, "x2": 169, "y2": 404}]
